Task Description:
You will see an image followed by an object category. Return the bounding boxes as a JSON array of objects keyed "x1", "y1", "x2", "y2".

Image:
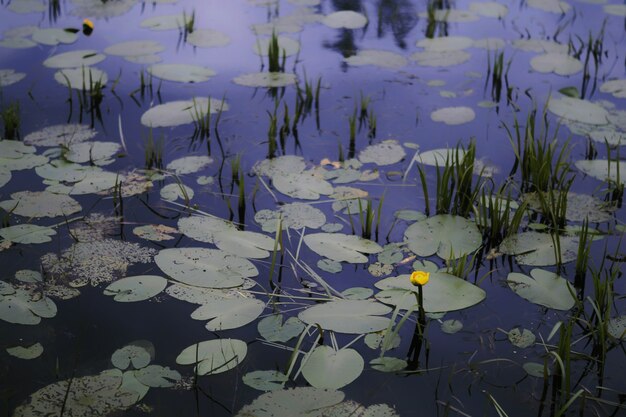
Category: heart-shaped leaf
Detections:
[
  {"x1": 507, "y1": 269, "x2": 575, "y2": 310},
  {"x1": 191, "y1": 298, "x2": 265, "y2": 331},
  {"x1": 303, "y1": 233, "x2": 383, "y2": 263},
  {"x1": 176, "y1": 339, "x2": 247, "y2": 376},
  {"x1": 257, "y1": 314, "x2": 305, "y2": 342},
  {"x1": 301, "y1": 346, "x2": 364, "y2": 389},
  {"x1": 298, "y1": 300, "x2": 391, "y2": 334},
  {"x1": 404, "y1": 215, "x2": 482, "y2": 260}
]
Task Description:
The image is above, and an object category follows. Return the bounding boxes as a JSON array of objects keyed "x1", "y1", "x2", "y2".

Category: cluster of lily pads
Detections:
[{"x1": 1, "y1": 0, "x2": 626, "y2": 416}]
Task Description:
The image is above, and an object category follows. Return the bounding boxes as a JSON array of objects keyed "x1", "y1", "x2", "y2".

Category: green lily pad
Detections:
[
  {"x1": 0, "y1": 69, "x2": 27, "y2": 86},
  {"x1": 341, "y1": 287, "x2": 373, "y2": 300},
  {"x1": 430, "y1": 106, "x2": 475, "y2": 125},
  {"x1": 523, "y1": 362, "x2": 550, "y2": 378},
  {"x1": 508, "y1": 328, "x2": 536, "y2": 348},
  {"x1": 418, "y1": 9, "x2": 478, "y2": 22},
  {"x1": 233, "y1": 72, "x2": 297, "y2": 88},
  {"x1": 604, "y1": 4, "x2": 626, "y2": 16},
  {"x1": 104, "y1": 40, "x2": 165, "y2": 57},
  {"x1": 358, "y1": 140, "x2": 406, "y2": 166},
  {"x1": 575, "y1": 159, "x2": 626, "y2": 184},
  {"x1": 159, "y1": 183, "x2": 194, "y2": 202},
  {"x1": 0, "y1": 140, "x2": 35, "y2": 159},
  {"x1": 140, "y1": 14, "x2": 186, "y2": 31},
  {"x1": 0, "y1": 169, "x2": 10, "y2": 189},
  {"x1": 507, "y1": 268, "x2": 575, "y2": 310},
  {"x1": 176, "y1": 339, "x2": 247, "y2": 375},
  {"x1": 64, "y1": 141, "x2": 119, "y2": 165},
  {"x1": 411, "y1": 50, "x2": 471, "y2": 67},
  {"x1": 255, "y1": 203, "x2": 326, "y2": 232},
  {"x1": 0, "y1": 153, "x2": 48, "y2": 171},
  {"x1": 0, "y1": 224, "x2": 56, "y2": 244},
  {"x1": 70, "y1": 0, "x2": 139, "y2": 18},
  {"x1": 273, "y1": 171, "x2": 333, "y2": 200},
  {"x1": 345, "y1": 50, "x2": 408, "y2": 69},
  {"x1": 0, "y1": 37, "x2": 36, "y2": 49},
  {"x1": 24, "y1": 123, "x2": 96, "y2": 147},
  {"x1": 257, "y1": 314, "x2": 305, "y2": 342},
  {"x1": 8, "y1": 0, "x2": 46, "y2": 14},
  {"x1": 32, "y1": 28, "x2": 78, "y2": 46},
  {"x1": 524, "y1": 191, "x2": 616, "y2": 222},
  {"x1": 166, "y1": 155, "x2": 213, "y2": 175},
  {"x1": 530, "y1": 54, "x2": 582, "y2": 76},
  {"x1": 607, "y1": 315, "x2": 626, "y2": 339},
  {"x1": 512, "y1": 39, "x2": 568, "y2": 53},
  {"x1": 588, "y1": 129, "x2": 625, "y2": 146},
  {"x1": 191, "y1": 298, "x2": 265, "y2": 331},
  {"x1": 242, "y1": 370, "x2": 288, "y2": 391},
  {"x1": 374, "y1": 272, "x2": 486, "y2": 312},
  {"x1": 500, "y1": 231, "x2": 578, "y2": 266},
  {"x1": 322, "y1": 11, "x2": 367, "y2": 29},
  {"x1": 111, "y1": 345, "x2": 151, "y2": 370},
  {"x1": 6, "y1": 342, "x2": 44, "y2": 359},
  {"x1": 0, "y1": 191, "x2": 81, "y2": 218},
  {"x1": 134, "y1": 365, "x2": 180, "y2": 388},
  {"x1": 141, "y1": 98, "x2": 228, "y2": 127},
  {"x1": 133, "y1": 224, "x2": 178, "y2": 241},
  {"x1": 298, "y1": 300, "x2": 392, "y2": 334},
  {"x1": 527, "y1": 0, "x2": 570, "y2": 13},
  {"x1": 416, "y1": 36, "x2": 473, "y2": 51},
  {"x1": 68, "y1": 171, "x2": 123, "y2": 195},
  {"x1": 441, "y1": 319, "x2": 463, "y2": 334},
  {"x1": 317, "y1": 258, "x2": 343, "y2": 273},
  {"x1": 155, "y1": 247, "x2": 257, "y2": 288},
  {"x1": 235, "y1": 387, "x2": 344, "y2": 417},
  {"x1": 253, "y1": 155, "x2": 306, "y2": 178},
  {"x1": 0, "y1": 288, "x2": 57, "y2": 325},
  {"x1": 213, "y1": 230, "x2": 278, "y2": 259},
  {"x1": 304, "y1": 233, "x2": 383, "y2": 263},
  {"x1": 187, "y1": 29, "x2": 231, "y2": 48},
  {"x1": 178, "y1": 215, "x2": 237, "y2": 244},
  {"x1": 404, "y1": 215, "x2": 482, "y2": 260},
  {"x1": 43, "y1": 50, "x2": 106, "y2": 69},
  {"x1": 148, "y1": 64, "x2": 216, "y2": 83},
  {"x1": 370, "y1": 357, "x2": 407, "y2": 372},
  {"x1": 548, "y1": 96, "x2": 609, "y2": 125},
  {"x1": 301, "y1": 346, "x2": 364, "y2": 389},
  {"x1": 15, "y1": 270, "x2": 42, "y2": 283},
  {"x1": 103, "y1": 275, "x2": 167, "y2": 302},
  {"x1": 469, "y1": 2, "x2": 509, "y2": 17}
]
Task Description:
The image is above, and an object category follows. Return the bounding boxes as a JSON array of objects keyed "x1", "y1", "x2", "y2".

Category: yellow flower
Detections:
[
  {"x1": 410, "y1": 270, "x2": 430, "y2": 286},
  {"x1": 83, "y1": 18, "x2": 94, "y2": 30}
]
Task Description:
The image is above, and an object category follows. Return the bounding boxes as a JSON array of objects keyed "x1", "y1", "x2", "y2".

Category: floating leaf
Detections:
[
  {"x1": 0, "y1": 191, "x2": 81, "y2": 218},
  {"x1": 134, "y1": 365, "x2": 181, "y2": 388},
  {"x1": 140, "y1": 14, "x2": 186, "y2": 30},
  {"x1": 358, "y1": 140, "x2": 406, "y2": 166},
  {"x1": 558, "y1": 86, "x2": 580, "y2": 98},
  {"x1": 0, "y1": 224, "x2": 56, "y2": 244},
  {"x1": 32, "y1": 28, "x2": 77, "y2": 46},
  {"x1": 213, "y1": 230, "x2": 278, "y2": 259},
  {"x1": 187, "y1": 29, "x2": 231, "y2": 48},
  {"x1": 507, "y1": 328, "x2": 536, "y2": 348},
  {"x1": 178, "y1": 215, "x2": 237, "y2": 244},
  {"x1": 298, "y1": 300, "x2": 391, "y2": 334},
  {"x1": 374, "y1": 272, "x2": 486, "y2": 313},
  {"x1": 527, "y1": 0, "x2": 570, "y2": 13},
  {"x1": 242, "y1": 370, "x2": 288, "y2": 391},
  {"x1": 468, "y1": 2, "x2": 508, "y2": 17},
  {"x1": 507, "y1": 269, "x2": 575, "y2": 310},
  {"x1": 273, "y1": 171, "x2": 333, "y2": 200},
  {"x1": 235, "y1": 387, "x2": 344, "y2": 417},
  {"x1": 365, "y1": 332, "x2": 401, "y2": 350},
  {"x1": 341, "y1": 287, "x2": 373, "y2": 300},
  {"x1": 133, "y1": 224, "x2": 178, "y2": 241},
  {"x1": 404, "y1": 215, "x2": 482, "y2": 260},
  {"x1": 500, "y1": 231, "x2": 578, "y2": 266},
  {"x1": 103, "y1": 275, "x2": 167, "y2": 302},
  {"x1": 441, "y1": 319, "x2": 463, "y2": 334},
  {"x1": 176, "y1": 339, "x2": 247, "y2": 375},
  {"x1": 430, "y1": 107, "x2": 475, "y2": 125},
  {"x1": 166, "y1": 155, "x2": 213, "y2": 175},
  {"x1": 233, "y1": 72, "x2": 297, "y2": 88},
  {"x1": 417, "y1": 36, "x2": 473, "y2": 51},
  {"x1": 370, "y1": 357, "x2": 407, "y2": 372},
  {"x1": 111, "y1": 345, "x2": 151, "y2": 370},
  {"x1": 104, "y1": 40, "x2": 165, "y2": 57},
  {"x1": 257, "y1": 314, "x2": 305, "y2": 342},
  {"x1": 191, "y1": 298, "x2": 265, "y2": 331},
  {"x1": 64, "y1": 141, "x2": 119, "y2": 165},
  {"x1": 344, "y1": 50, "x2": 408, "y2": 69},
  {"x1": 148, "y1": 64, "x2": 216, "y2": 83},
  {"x1": 575, "y1": 159, "x2": 626, "y2": 184},
  {"x1": 411, "y1": 50, "x2": 471, "y2": 67},
  {"x1": 155, "y1": 247, "x2": 256, "y2": 288},
  {"x1": 301, "y1": 346, "x2": 364, "y2": 389},
  {"x1": 607, "y1": 316, "x2": 626, "y2": 340},
  {"x1": 304, "y1": 233, "x2": 383, "y2": 263},
  {"x1": 530, "y1": 54, "x2": 582, "y2": 75},
  {"x1": 160, "y1": 183, "x2": 194, "y2": 201},
  {"x1": 548, "y1": 96, "x2": 609, "y2": 125},
  {"x1": 322, "y1": 11, "x2": 367, "y2": 29},
  {"x1": 141, "y1": 98, "x2": 228, "y2": 127},
  {"x1": 0, "y1": 288, "x2": 57, "y2": 325},
  {"x1": 6, "y1": 342, "x2": 44, "y2": 359},
  {"x1": 523, "y1": 362, "x2": 550, "y2": 378},
  {"x1": 0, "y1": 69, "x2": 27, "y2": 87},
  {"x1": 255, "y1": 203, "x2": 326, "y2": 232},
  {"x1": 600, "y1": 79, "x2": 626, "y2": 98},
  {"x1": 23, "y1": 124, "x2": 96, "y2": 147},
  {"x1": 253, "y1": 155, "x2": 306, "y2": 178},
  {"x1": 43, "y1": 50, "x2": 106, "y2": 68}
]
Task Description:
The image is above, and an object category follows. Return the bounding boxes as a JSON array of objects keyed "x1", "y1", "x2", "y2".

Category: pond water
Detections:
[{"x1": 1, "y1": 0, "x2": 625, "y2": 416}]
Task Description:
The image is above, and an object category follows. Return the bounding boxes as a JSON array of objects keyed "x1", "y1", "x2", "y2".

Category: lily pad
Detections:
[
  {"x1": 507, "y1": 269, "x2": 575, "y2": 310},
  {"x1": 523, "y1": 362, "x2": 550, "y2": 378},
  {"x1": 512, "y1": 39, "x2": 568, "y2": 53},
  {"x1": 273, "y1": 171, "x2": 333, "y2": 200},
  {"x1": 134, "y1": 365, "x2": 180, "y2": 388},
  {"x1": 6, "y1": 342, "x2": 44, "y2": 359},
  {"x1": 178, "y1": 215, "x2": 237, "y2": 244},
  {"x1": 527, "y1": 0, "x2": 570, "y2": 13},
  {"x1": 176, "y1": 339, "x2": 247, "y2": 375},
  {"x1": 416, "y1": 36, "x2": 473, "y2": 51},
  {"x1": 358, "y1": 140, "x2": 406, "y2": 166},
  {"x1": 43, "y1": 50, "x2": 106, "y2": 69},
  {"x1": 233, "y1": 72, "x2": 297, "y2": 88},
  {"x1": 0, "y1": 288, "x2": 57, "y2": 325},
  {"x1": 32, "y1": 28, "x2": 77, "y2": 46},
  {"x1": 187, "y1": 29, "x2": 231, "y2": 48},
  {"x1": 530, "y1": 54, "x2": 582, "y2": 76},
  {"x1": 64, "y1": 141, "x2": 119, "y2": 165},
  {"x1": 374, "y1": 272, "x2": 486, "y2": 313},
  {"x1": 430, "y1": 107, "x2": 475, "y2": 125},
  {"x1": 0, "y1": 191, "x2": 81, "y2": 218},
  {"x1": 235, "y1": 387, "x2": 344, "y2": 417},
  {"x1": 298, "y1": 300, "x2": 391, "y2": 334},
  {"x1": 159, "y1": 183, "x2": 194, "y2": 201},
  {"x1": 607, "y1": 315, "x2": 626, "y2": 339},
  {"x1": 500, "y1": 231, "x2": 578, "y2": 266},
  {"x1": 103, "y1": 275, "x2": 167, "y2": 302},
  {"x1": 370, "y1": 357, "x2": 407, "y2": 372},
  {"x1": 242, "y1": 370, "x2": 288, "y2": 391},
  {"x1": 257, "y1": 314, "x2": 305, "y2": 342},
  {"x1": 111, "y1": 345, "x2": 151, "y2": 370},
  {"x1": 322, "y1": 11, "x2": 367, "y2": 29},
  {"x1": 140, "y1": 14, "x2": 187, "y2": 31},
  {"x1": 548, "y1": 96, "x2": 609, "y2": 125},
  {"x1": 148, "y1": 64, "x2": 216, "y2": 83},
  {"x1": 213, "y1": 230, "x2": 278, "y2": 259},
  {"x1": 133, "y1": 224, "x2": 178, "y2": 241},
  {"x1": 0, "y1": 69, "x2": 26, "y2": 86},
  {"x1": 575, "y1": 159, "x2": 626, "y2": 184},
  {"x1": 303, "y1": 233, "x2": 382, "y2": 263},
  {"x1": 599, "y1": 79, "x2": 626, "y2": 98},
  {"x1": 404, "y1": 215, "x2": 482, "y2": 260},
  {"x1": 104, "y1": 40, "x2": 165, "y2": 57},
  {"x1": 191, "y1": 298, "x2": 265, "y2": 331},
  {"x1": 507, "y1": 328, "x2": 536, "y2": 348},
  {"x1": 24, "y1": 123, "x2": 96, "y2": 147},
  {"x1": 0, "y1": 224, "x2": 56, "y2": 244},
  {"x1": 166, "y1": 155, "x2": 213, "y2": 175},
  {"x1": 441, "y1": 319, "x2": 463, "y2": 334},
  {"x1": 155, "y1": 247, "x2": 257, "y2": 288},
  {"x1": 301, "y1": 346, "x2": 364, "y2": 389},
  {"x1": 469, "y1": 2, "x2": 509, "y2": 17},
  {"x1": 255, "y1": 203, "x2": 326, "y2": 232},
  {"x1": 141, "y1": 98, "x2": 228, "y2": 127},
  {"x1": 411, "y1": 50, "x2": 471, "y2": 67},
  {"x1": 345, "y1": 50, "x2": 408, "y2": 69}
]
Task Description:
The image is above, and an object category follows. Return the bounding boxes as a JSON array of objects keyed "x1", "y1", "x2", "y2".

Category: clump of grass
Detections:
[
  {"x1": 182, "y1": 9, "x2": 195, "y2": 40},
  {"x1": 1, "y1": 100, "x2": 20, "y2": 140},
  {"x1": 605, "y1": 146, "x2": 623, "y2": 207},
  {"x1": 267, "y1": 31, "x2": 285, "y2": 73},
  {"x1": 485, "y1": 50, "x2": 511, "y2": 102},
  {"x1": 266, "y1": 99, "x2": 279, "y2": 158},
  {"x1": 348, "y1": 104, "x2": 357, "y2": 159},
  {"x1": 357, "y1": 198, "x2": 383, "y2": 241},
  {"x1": 569, "y1": 20, "x2": 606, "y2": 98},
  {"x1": 190, "y1": 98, "x2": 212, "y2": 143},
  {"x1": 473, "y1": 188, "x2": 527, "y2": 248},
  {"x1": 425, "y1": 0, "x2": 449, "y2": 39},
  {"x1": 417, "y1": 139, "x2": 484, "y2": 217}
]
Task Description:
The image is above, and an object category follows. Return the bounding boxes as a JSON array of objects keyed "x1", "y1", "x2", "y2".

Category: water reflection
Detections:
[{"x1": 375, "y1": 0, "x2": 417, "y2": 49}]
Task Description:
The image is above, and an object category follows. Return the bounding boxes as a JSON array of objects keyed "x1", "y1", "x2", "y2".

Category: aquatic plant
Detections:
[{"x1": 1, "y1": 100, "x2": 20, "y2": 139}]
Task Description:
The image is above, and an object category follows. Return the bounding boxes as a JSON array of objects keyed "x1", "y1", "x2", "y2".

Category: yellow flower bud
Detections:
[
  {"x1": 410, "y1": 270, "x2": 430, "y2": 286},
  {"x1": 83, "y1": 18, "x2": 94, "y2": 30}
]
